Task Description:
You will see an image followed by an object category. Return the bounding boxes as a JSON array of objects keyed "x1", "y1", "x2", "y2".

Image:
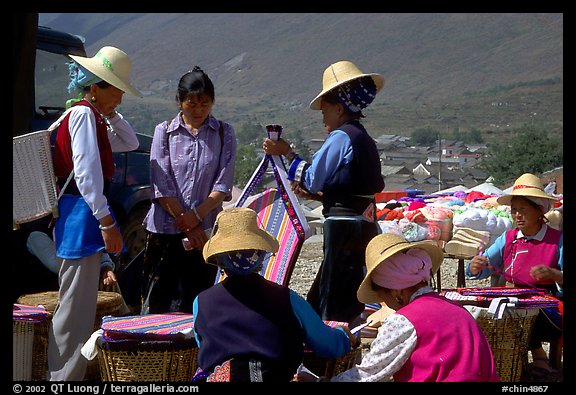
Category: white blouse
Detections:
[
  {"x1": 330, "y1": 288, "x2": 435, "y2": 382},
  {"x1": 67, "y1": 105, "x2": 138, "y2": 220}
]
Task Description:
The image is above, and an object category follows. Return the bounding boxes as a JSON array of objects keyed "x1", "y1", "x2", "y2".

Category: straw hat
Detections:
[
  {"x1": 70, "y1": 46, "x2": 141, "y2": 97},
  {"x1": 203, "y1": 207, "x2": 279, "y2": 265},
  {"x1": 496, "y1": 173, "x2": 557, "y2": 206},
  {"x1": 309, "y1": 60, "x2": 384, "y2": 110},
  {"x1": 357, "y1": 233, "x2": 444, "y2": 304}
]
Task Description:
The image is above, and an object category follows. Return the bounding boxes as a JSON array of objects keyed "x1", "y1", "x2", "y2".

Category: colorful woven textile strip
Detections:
[
  {"x1": 101, "y1": 313, "x2": 194, "y2": 340},
  {"x1": 13, "y1": 304, "x2": 48, "y2": 323},
  {"x1": 441, "y1": 287, "x2": 560, "y2": 309},
  {"x1": 217, "y1": 124, "x2": 311, "y2": 287},
  {"x1": 459, "y1": 287, "x2": 545, "y2": 297},
  {"x1": 322, "y1": 320, "x2": 348, "y2": 328}
]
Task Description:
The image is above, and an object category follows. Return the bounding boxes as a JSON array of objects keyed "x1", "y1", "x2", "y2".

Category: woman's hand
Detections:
[
  {"x1": 185, "y1": 227, "x2": 209, "y2": 250},
  {"x1": 336, "y1": 325, "x2": 361, "y2": 349},
  {"x1": 295, "y1": 371, "x2": 322, "y2": 382},
  {"x1": 263, "y1": 137, "x2": 291, "y2": 156},
  {"x1": 469, "y1": 255, "x2": 491, "y2": 275},
  {"x1": 100, "y1": 221, "x2": 124, "y2": 256},
  {"x1": 530, "y1": 265, "x2": 563, "y2": 284},
  {"x1": 291, "y1": 182, "x2": 323, "y2": 201},
  {"x1": 175, "y1": 211, "x2": 201, "y2": 232},
  {"x1": 101, "y1": 267, "x2": 117, "y2": 287}
]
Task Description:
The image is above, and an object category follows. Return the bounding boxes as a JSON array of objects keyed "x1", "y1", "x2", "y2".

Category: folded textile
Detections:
[
  {"x1": 101, "y1": 313, "x2": 194, "y2": 341},
  {"x1": 441, "y1": 287, "x2": 560, "y2": 309},
  {"x1": 13, "y1": 303, "x2": 48, "y2": 323},
  {"x1": 459, "y1": 287, "x2": 546, "y2": 297}
]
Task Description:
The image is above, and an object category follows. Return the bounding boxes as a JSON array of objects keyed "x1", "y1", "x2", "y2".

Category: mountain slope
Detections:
[{"x1": 39, "y1": 13, "x2": 563, "y2": 137}]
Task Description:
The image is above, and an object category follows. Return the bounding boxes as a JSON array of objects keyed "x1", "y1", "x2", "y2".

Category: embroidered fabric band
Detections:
[
  {"x1": 294, "y1": 160, "x2": 307, "y2": 183},
  {"x1": 227, "y1": 126, "x2": 311, "y2": 286},
  {"x1": 513, "y1": 184, "x2": 544, "y2": 191},
  {"x1": 288, "y1": 157, "x2": 303, "y2": 180}
]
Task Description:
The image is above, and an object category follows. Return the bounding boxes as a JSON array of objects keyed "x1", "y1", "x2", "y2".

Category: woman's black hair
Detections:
[
  {"x1": 82, "y1": 80, "x2": 111, "y2": 92},
  {"x1": 176, "y1": 66, "x2": 215, "y2": 103}
]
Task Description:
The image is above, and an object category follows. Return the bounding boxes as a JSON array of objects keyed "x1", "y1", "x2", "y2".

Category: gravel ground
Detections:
[{"x1": 288, "y1": 235, "x2": 491, "y2": 298}]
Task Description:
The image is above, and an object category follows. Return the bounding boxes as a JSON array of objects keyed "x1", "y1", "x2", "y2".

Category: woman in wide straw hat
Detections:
[
  {"x1": 191, "y1": 207, "x2": 357, "y2": 382},
  {"x1": 466, "y1": 173, "x2": 563, "y2": 380},
  {"x1": 263, "y1": 60, "x2": 385, "y2": 324},
  {"x1": 49, "y1": 46, "x2": 140, "y2": 380},
  {"x1": 301, "y1": 233, "x2": 499, "y2": 382}
]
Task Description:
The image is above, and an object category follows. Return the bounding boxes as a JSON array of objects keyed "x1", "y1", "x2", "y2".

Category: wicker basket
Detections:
[
  {"x1": 476, "y1": 308, "x2": 539, "y2": 382},
  {"x1": 302, "y1": 346, "x2": 362, "y2": 378},
  {"x1": 13, "y1": 321, "x2": 35, "y2": 380},
  {"x1": 97, "y1": 338, "x2": 198, "y2": 381},
  {"x1": 16, "y1": 291, "x2": 125, "y2": 381},
  {"x1": 13, "y1": 129, "x2": 59, "y2": 230}
]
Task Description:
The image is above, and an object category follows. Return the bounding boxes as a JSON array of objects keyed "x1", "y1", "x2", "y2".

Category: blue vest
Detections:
[{"x1": 194, "y1": 274, "x2": 304, "y2": 376}]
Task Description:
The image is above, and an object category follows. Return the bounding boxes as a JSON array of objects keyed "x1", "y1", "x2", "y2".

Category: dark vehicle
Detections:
[{"x1": 12, "y1": 24, "x2": 151, "y2": 301}]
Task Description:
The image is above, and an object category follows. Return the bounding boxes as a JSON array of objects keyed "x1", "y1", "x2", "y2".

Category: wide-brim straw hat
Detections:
[
  {"x1": 203, "y1": 207, "x2": 279, "y2": 265},
  {"x1": 357, "y1": 233, "x2": 444, "y2": 304},
  {"x1": 70, "y1": 46, "x2": 142, "y2": 97},
  {"x1": 309, "y1": 60, "x2": 384, "y2": 110},
  {"x1": 496, "y1": 173, "x2": 557, "y2": 206}
]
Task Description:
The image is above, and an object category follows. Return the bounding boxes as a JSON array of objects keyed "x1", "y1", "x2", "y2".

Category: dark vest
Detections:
[
  {"x1": 322, "y1": 120, "x2": 384, "y2": 216},
  {"x1": 194, "y1": 274, "x2": 304, "y2": 378},
  {"x1": 53, "y1": 100, "x2": 115, "y2": 194}
]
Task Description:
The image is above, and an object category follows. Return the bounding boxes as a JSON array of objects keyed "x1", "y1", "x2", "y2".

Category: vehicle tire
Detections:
[{"x1": 118, "y1": 203, "x2": 150, "y2": 274}]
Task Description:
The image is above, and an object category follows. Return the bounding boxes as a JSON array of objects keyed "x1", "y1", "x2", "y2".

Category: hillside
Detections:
[{"x1": 39, "y1": 13, "x2": 563, "y2": 139}]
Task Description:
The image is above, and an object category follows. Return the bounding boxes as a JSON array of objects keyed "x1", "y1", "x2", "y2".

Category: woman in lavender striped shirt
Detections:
[{"x1": 141, "y1": 66, "x2": 237, "y2": 314}]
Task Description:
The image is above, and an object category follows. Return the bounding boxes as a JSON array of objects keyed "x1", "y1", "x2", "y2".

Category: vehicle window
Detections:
[{"x1": 35, "y1": 50, "x2": 71, "y2": 114}]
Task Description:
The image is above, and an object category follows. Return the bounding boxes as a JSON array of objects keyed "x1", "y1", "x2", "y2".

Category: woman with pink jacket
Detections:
[{"x1": 302, "y1": 233, "x2": 500, "y2": 382}]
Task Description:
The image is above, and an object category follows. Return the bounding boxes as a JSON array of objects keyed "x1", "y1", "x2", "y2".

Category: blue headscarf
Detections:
[
  {"x1": 215, "y1": 250, "x2": 266, "y2": 276},
  {"x1": 66, "y1": 61, "x2": 102, "y2": 108},
  {"x1": 335, "y1": 76, "x2": 377, "y2": 113}
]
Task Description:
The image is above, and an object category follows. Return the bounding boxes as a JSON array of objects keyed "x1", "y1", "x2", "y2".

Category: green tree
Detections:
[
  {"x1": 411, "y1": 127, "x2": 441, "y2": 145},
  {"x1": 234, "y1": 144, "x2": 262, "y2": 187},
  {"x1": 466, "y1": 128, "x2": 484, "y2": 144},
  {"x1": 481, "y1": 125, "x2": 562, "y2": 185},
  {"x1": 237, "y1": 122, "x2": 264, "y2": 146}
]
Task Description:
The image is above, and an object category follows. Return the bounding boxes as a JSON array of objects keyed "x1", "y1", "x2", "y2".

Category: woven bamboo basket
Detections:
[
  {"x1": 476, "y1": 308, "x2": 539, "y2": 382},
  {"x1": 97, "y1": 338, "x2": 198, "y2": 381},
  {"x1": 13, "y1": 321, "x2": 35, "y2": 380},
  {"x1": 13, "y1": 130, "x2": 59, "y2": 230},
  {"x1": 302, "y1": 346, "x2": 362, "y2": 378},
  {"x1": 16, "y1": 291, "x2": 125, "y2": 380}
]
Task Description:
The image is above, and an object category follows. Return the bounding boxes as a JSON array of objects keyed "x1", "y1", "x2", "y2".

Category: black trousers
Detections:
[
  {"x1": 307, "y1": 218, "x2": 380, "y2": 323},
  {"x1": 141, "y1": 232, "x2": 218, "y2": 314}
]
